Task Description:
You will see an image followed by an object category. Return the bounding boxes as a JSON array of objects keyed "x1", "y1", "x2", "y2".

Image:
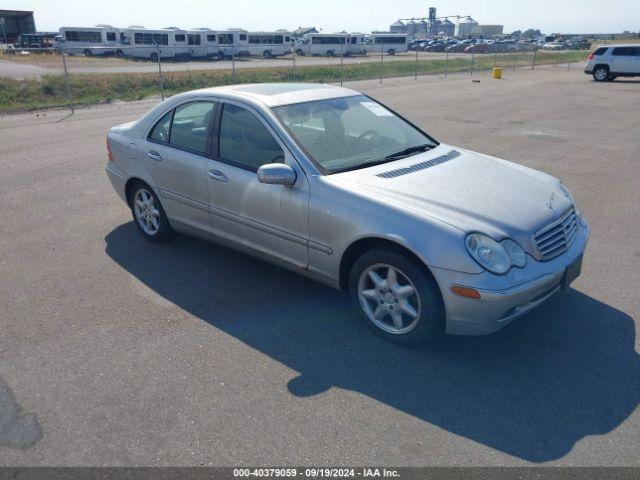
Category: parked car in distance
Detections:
[
  {"x1": 424, "y1": 43, "x2": 447, "y2": 52},
  {"x1": 464, "y1": 43, "x2": 490, "y2": 54},
  {"x1": 106, "y1": 83, "x2": 589, "y2": 344},
  {"x1": 566, "y1": 39, "x2": 591, "y2": 50},
  {"x1": 446, "y1": 43, "x2": 470, "y2": 52},
  {"x1": 543, "y1": 41, "x2": 566, "y2": 50},
  {"x1": 585, "y1": 45, "x2": 640, "y2": 81}
]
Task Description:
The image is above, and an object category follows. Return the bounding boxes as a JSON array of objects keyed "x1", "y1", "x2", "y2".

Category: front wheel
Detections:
[
  {"x1": 387, "y1": 49, "x2": 395, "y2": 56},
  {"x1": 593, "y1": 66, "x2": 609, "y2": 81},
  {"x1": 349, "y1": 249, "x2": 445, "y2": 344},
  {"x1": 263, "y1": 50, "x2": 272, "y2": 59},
  {"x1": 130, "y1": 183, "x2": 173, "y2": 242},
  {"x1": 83, "y1": 49, "x2": 92, "y2": 57},
  {"x1": 150, "y1": 52, "x2": 159, "y2": 62},
  {"x1": 326, "y1": 50, "x2": 334, "y2": 57}
]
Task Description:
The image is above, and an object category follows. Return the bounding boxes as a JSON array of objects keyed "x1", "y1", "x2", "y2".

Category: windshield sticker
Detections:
[{"x1": 360, "y1": 102, "x2": 393, "y2": 117}]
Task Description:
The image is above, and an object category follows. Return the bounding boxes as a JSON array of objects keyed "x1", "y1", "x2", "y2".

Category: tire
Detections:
[
  {"x1": 83, "y1": 49, "x2": 92, "y2": 57},
  {"x1": 348, "y1": 248, "x2": 445, "y2": 345},
  {"x1": 115, "y1": 49, "x2": 124, "y2": 58},
  {"x1": 150, "y1": 52, "x2": 159, "y2": 62},
  {"x1": 295, "y1": 49, "x2": 304, "y2": 56},
  {"x1": 387, "y1": 49, "x2": 395, "y2": 56},
  {"x1": 326, "y1": 50, "x2": 334, "y2": 57},
  {"x1": 263, "y1": 50, "x2": 272, "y2": 59},
  {"x1": 592, "y1": 65, "x2": 609, "y2": 82},
  {"x1": 129, "y1": 182, "x2": 173, "y2": 243}
]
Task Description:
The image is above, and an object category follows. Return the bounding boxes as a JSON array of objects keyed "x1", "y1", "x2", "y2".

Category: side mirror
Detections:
[{"x1": 257, "y1": 163, "x2": 297, "y2": 186}]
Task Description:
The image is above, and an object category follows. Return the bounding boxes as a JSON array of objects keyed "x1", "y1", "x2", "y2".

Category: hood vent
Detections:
[{"x1": 376, "y1": 149, "x2": 460, "y2": 179}]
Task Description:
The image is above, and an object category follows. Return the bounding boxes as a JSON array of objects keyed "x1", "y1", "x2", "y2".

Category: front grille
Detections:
[{"x1": 533, "y1": 207, "x2": 578, "y2": 261}]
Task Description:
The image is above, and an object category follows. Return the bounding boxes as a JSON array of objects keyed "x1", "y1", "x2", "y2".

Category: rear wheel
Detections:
[
  {"x1": 387, "y1": 49, "x2": 395, "y2": 55},
  {"x1": 150, "y1": 52, "x2": 159, "y2": 62},
  {"x1": 263, "y1": 50, "x2": 272, "y2": 59},
  {"x1": 593, "y1": 65, "x2": 609, "y2": 81},
  {"x1": 83, "y1": 49, "x2": 92, "y2": 57},
  {"x1": 349, "y1": 248, "x2": 445, "y2": 345},
  {"x1": 129, "y1": 182, "x2": 172, "y2": 242},
  {"x1": 115, "y1": 49, "x2": 124, "y2": 58},
  {"x1": 326, "y1": 50, "x2": 334, "y2": 57},
  {"x1": 295, "y1": 49, "x2": 304, "y2": 56}
]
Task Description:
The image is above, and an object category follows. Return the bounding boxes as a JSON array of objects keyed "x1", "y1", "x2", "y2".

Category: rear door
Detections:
[
  {"x1": 632, "y1": 47, "x2": 640, "y2": 74},
  {"x1": 206, "y1": 101, "x2": 310, "y2": 269},
  {"x1": 142, "y1": 100, "x2": 217, "y2": 233},
  {"x1": 610, "y1": 46, "x2": 636, "y2": 73}
]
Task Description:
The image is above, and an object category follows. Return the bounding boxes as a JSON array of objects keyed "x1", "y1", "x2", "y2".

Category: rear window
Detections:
[
  {"x1": 593, "y1": 47, "x2": 609, "y2": 56},
  {"x1": 612, "y1": 47, "x2": 636, "y2": 56}
]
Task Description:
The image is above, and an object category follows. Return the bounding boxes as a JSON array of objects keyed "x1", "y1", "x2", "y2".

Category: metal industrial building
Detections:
[
  {"x1": 0, "y1": 9, "x2": 36, "y2": 43},
  {"x1": 390, "y1": 7, "x2": 502, "y2": 39}
]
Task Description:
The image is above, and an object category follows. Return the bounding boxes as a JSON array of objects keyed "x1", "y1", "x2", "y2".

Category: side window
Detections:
[
  {"x1": 612, "y1": 47, "x2": 635, "y2": 56},
  {"x1": 149, "y1": 110, "x2": 173, "y2": 143},
  {"x1": 167, "y1": 101, "x2": 216, "y2": 154},
  {"x1": 594, "y1": 47, "x2": 608, "y2": 56},
  {"x1": 218, "y1": 104, "x2": 284, "y2": 171}
]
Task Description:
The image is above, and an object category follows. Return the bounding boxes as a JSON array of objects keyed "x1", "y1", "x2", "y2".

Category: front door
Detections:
[
  {"x1": 142, "y1": 100, "x2": 217, "y2": 233},
  {"x1": 206, "y1": 101, "x2": 309, "y2": 269}
]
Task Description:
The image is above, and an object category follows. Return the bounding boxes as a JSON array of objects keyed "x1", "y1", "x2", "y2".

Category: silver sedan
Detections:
[{"x1": 106, "y1": 83, "x2": 589, "y2": 344}]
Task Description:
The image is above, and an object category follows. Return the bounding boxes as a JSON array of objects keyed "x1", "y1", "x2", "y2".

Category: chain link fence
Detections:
[{"x1": 0, "y1": 43, "x2": 592, "y2": 114}]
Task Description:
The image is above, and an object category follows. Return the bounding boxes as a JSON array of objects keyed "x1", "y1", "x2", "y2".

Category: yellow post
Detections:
[{"x1": 492, "y1": 67, "x2": 503, "y2": 79}]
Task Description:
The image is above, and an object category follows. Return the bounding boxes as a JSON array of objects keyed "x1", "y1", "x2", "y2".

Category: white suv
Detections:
[{"x1": 585, "y1": 45, "x2": 640, "y2": 81}]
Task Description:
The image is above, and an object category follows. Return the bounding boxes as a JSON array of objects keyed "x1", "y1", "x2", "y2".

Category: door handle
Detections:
[
  {"x1": 147, "y1": 150, "x2": 162, "y2": 161},
  {"x1": 208, "y1": 169, "x2": 228, "y2": 182}
]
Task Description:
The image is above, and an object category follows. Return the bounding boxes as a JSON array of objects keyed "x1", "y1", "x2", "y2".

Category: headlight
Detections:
[
  {"x1": 559, "y1": 182, "x2": 580, "y2": 216},
  {"x1": 465, "y1": 234, "x2": 512, "y2": 274},
  {"x1": 465, "y1": 234, "x2": 527, "y2": 274}
]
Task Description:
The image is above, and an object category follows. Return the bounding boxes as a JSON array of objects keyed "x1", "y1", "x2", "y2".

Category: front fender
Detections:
[{"x1": 307, "y1": 177, "x2": 483, "y2": 284}]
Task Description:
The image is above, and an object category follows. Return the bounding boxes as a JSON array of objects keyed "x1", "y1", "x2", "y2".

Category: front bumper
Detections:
[{"x1": 432, "y1": 217, "x2": 590, "y2": 335}]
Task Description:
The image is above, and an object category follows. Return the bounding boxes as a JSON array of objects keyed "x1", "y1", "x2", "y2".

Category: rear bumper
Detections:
[
  {"x1": 432, "y1": 217, "x2": 590, "y2": 335},
  {"x1": 105, "y1": 164, "x2": 128, "y2": 204}
]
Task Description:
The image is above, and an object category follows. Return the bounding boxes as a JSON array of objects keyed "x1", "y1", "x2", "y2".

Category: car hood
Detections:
[{"x1": 329, "y1": 144, "x2": 572, "y2": 251}]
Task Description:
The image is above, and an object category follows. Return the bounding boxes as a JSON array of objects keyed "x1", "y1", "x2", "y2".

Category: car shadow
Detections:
[{"x1": 105, "y1": 223, "x2": 640, "y2": 463}]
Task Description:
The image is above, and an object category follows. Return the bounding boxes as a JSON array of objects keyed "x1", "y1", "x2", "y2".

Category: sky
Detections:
[{"x1": 6, "y1": 0, "x2": 640, "y2": 34}]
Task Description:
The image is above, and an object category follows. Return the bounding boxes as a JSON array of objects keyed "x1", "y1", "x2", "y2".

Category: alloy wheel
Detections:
[
  {"x1": 594, "y1": 68, "x2": 608, "y2": 81},
  {"x1": 133, "y1": 188, "x2": 160, "y2": 235},
  {"x1": 357, "y1": 263, "x2": 421, "y2": 334}
]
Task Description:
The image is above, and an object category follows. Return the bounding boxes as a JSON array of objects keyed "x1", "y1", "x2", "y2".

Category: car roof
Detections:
[
  {"x1": 599, "y1": 44, "x2": 639, "y2": 49},
  {"x1": 187, "y1": 83, "x2": 361, "y2": 107}
]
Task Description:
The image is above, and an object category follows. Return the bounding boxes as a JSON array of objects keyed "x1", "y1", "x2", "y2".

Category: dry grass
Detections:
[{"x1": 0, "y1": 50, "x2": 590, "y2": 112}]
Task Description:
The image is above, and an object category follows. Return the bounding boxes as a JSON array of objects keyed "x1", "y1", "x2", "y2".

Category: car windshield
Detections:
[{"x1": 273, "y1": 95, "x2": 437, "y2": 173}]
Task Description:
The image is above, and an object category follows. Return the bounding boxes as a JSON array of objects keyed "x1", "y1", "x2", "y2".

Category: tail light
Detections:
[
  {"x1": 588, "y1": 53, "x2": 594, "y2": 60},
  {"x1": 106, "y1": 137, "x2": 114, "y2": 162}
]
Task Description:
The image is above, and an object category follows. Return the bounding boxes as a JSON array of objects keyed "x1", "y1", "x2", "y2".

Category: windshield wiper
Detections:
[
  {"x1": 329, "y1": 144, "x2": 436, "y2": 174},
  {"x1": 384, "y1": 144, "x2": 435, "y2": 160}
]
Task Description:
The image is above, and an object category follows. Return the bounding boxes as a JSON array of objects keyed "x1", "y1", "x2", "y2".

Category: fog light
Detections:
[{"x1": 451, "y1": 285, "x2": 481, "y2": 299}]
